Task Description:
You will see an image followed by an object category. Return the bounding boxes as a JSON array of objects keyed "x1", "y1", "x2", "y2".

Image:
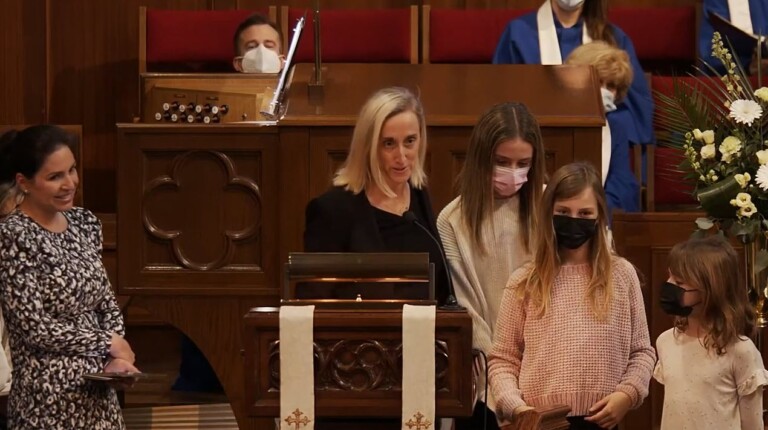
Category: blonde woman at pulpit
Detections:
[
  {"x1": 437, "y1": 102, "x2": 546, "y2": 430},
  {"x1": 488, "y1": 162, "x2": 655, "y2": 430},
  {"x1": 654, "y1": 235, "x2": 768, "y2": 430}
]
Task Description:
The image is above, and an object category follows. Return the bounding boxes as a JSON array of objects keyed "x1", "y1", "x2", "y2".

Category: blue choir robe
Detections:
[
  {"x1": 700, "y1": 0, "x2": 768, "y2": 74},
  {"x1": 605, "y1": 109, "x2": 641, "y2": 215},
  {"x1": 492, "y1": 9, "x2": 654, "y2": 147}
]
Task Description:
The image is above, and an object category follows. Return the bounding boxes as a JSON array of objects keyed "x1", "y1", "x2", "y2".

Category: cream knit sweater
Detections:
[{"x1": 437, "y1": 195, "x2": 530, "y2": 410}]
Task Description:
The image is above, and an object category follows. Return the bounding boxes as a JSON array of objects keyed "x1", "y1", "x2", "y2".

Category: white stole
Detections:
[
  {"x1": 401, "y1": 305, "x2": 436, "y2": 430},
  {"x1": 279, "y1": 305, "x2": 315, "y2": 430},
  {"x1": 537, "y1": 0, "x2": 592, "y2": 65},
  {"x1": 601, "y1": 122, "x2": 611, "y2": 186},
  {"x1": 728, "y1": 0, "x2": 754, "y2": 34}
]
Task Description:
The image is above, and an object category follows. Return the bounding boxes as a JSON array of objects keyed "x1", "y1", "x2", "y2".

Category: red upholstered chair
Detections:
[
  {"x1": 139, "y1": 7, "x2": 277, "y2": 73},
  {"x1": 283, "y1": 7, "x2": 418, "y2": 64},
  {"x1": 423, "y1": 6, "x2": 531, "y2": 64},
  {"x1": 609, "y1": 7, "x2": 697, "y2": 73},
  {"x1": 647, "y1": 75, "x2": 713, "y2": 210}
]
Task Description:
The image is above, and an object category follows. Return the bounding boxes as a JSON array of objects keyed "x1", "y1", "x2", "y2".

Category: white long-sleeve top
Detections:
[{"x1": 437, "y1": 194, "x2": 530, "y2": 410}]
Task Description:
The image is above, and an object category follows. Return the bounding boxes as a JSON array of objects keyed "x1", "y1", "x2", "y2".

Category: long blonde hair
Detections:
[
  {"x1": 521, "y1": 162, "x2": 614, "y2": 319},
  {"x1": 333, "y1": 87, "x2": 427, "y2": 197},
  {"x1": 669, "y1": 236, "x2": 756, "y2": 355},
  {"x1": 458, "y1": 102, "x2": 546, "y2": 254}
]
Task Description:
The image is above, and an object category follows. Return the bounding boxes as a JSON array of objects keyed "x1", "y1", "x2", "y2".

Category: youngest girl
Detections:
[{"x1": 655, "y1": 235, "x2": 768, "y2": 429}]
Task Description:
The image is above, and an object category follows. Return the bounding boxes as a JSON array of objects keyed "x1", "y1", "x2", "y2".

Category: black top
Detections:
[{"x1": 303, "y1": 185, "x2": 449, "y2": 304}]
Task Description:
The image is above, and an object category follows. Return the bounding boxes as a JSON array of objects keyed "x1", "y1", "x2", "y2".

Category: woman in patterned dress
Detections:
[{"x1": 0, "y1": 125, "x2": 137, "y2": 429}]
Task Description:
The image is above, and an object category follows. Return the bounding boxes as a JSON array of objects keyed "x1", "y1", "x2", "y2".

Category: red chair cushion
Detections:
[
  {"x1": 654, "y1": 147, "x2": 697, "y2": 206},
  {"x1": 288, "y1": 8, "x2": 412, "y2": 63},
  {"x1": 428, "y1": 9, "x2": 530, "y2": 63},
  {"x1": 609, "y1": 7, "x2": 696, "y2": 62},
  {"x1": 146, "y1": 9, "x2": 267, "y2": 66}
]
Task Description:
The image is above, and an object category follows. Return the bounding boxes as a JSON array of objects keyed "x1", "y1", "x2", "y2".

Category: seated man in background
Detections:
[{"x1": 232, "y1": 13, "x2": 285, "y2": 73}]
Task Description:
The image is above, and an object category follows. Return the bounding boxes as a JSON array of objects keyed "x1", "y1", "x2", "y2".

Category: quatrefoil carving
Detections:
[{"x1": 142, "y1": 150, "x2": 261, "y2": 271}]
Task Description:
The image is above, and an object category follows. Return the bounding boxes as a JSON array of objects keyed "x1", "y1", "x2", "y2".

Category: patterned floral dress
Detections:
[{"x1": 0, "y1": 208, "x2": 125, "y2": 429}]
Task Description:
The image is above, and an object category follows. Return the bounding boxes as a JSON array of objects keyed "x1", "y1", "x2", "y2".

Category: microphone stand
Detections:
[
  {"x1": 403, "y1": 211, "x2": 464, "y2": 311},
  {"x1": 307, "y1": 0, "x2": 324, "y2": 102}
]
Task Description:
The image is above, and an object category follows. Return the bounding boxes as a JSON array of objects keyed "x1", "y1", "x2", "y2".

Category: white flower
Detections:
[
  {"x1": 731, "y1": 192, "x2": 752, "y2": 208},
  {"x1": 700, "y1": 144, "x2": 716, "y2": 159},
  {"x1": 756, "y1": 164, "x2": 768, "y2": 191},
  {"x1": 719, "y1": 136, "x2": 742, "y2": 163},
  {"x1": 729, "y1": 99, "x2": 763, "y2": 126},
  {"x1": 735, "y1": 173, "x2": 751, "y2": 188},
  {"x1": 757, "y1": 149, "x2": 768, "y2": 165},
  {"x1": 756, "y1": 87, "x2": 768, "y2": 102},
  {"x1": 693, "y1": 129, "x2": 703, "y2": 141},
  {"x1": 702, "y1": 130, "x2": 715, "y2": 144},
  {"x1": 739, "y1": 202, "x2": 758, "y2": 218}
]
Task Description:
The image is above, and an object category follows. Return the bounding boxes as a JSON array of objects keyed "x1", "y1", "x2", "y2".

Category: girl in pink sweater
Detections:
[
  {"x1": 654, "y1": 236, "x2": 767, "y2": 429},
  {"x1": 488, "y1": 162, "x2": 655, "y2": 429}
]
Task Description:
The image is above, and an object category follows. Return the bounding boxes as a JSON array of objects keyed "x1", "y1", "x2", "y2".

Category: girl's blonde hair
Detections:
[
  {"x1": 458, "y1": 102, "x2": 546, "y2": 254},
  {"x1": 669, "y1": 235, "x2": 756, "y2": 355},
  {"x1": 333, "y1": 87, "x2": 427, "y2": 197},
  {"x1": 519, "y1": 162, "x2": 614, "y2": 319},
  {"x1": 565, "y1": 41, "x2": 633, "y2": 102}
]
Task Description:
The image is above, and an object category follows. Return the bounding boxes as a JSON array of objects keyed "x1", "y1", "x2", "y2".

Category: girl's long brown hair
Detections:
[
  {"x1": 519, "y1": 162, "x2": 614, "y2": 320},
  {"x1": 669, "y1": 236, "x2": 756, "y2": 355},
  {"x1": 582, "y1": 0, "x2": 616, "y2": 47},
  {"x1": 457, "y1": 102, "x2": 546, "y2": 254}
]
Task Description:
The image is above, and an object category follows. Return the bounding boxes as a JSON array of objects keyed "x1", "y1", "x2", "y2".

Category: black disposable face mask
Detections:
[
  {"x1": 553, "y1": 215, "x2": 597, "y2": 249},
  {"x1": 659, "y1": 281, "x2": 699, "y2": 317}
]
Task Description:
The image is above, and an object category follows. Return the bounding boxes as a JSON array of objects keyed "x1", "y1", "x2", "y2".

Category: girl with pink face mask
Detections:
[{"x1": 437, "y1": 102, "x2": 546, "y2": 430}]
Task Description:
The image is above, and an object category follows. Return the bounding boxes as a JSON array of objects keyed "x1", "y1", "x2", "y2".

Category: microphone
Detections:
[{"x1": 403, "y1": 211, "x2": 463, "y2": 311}]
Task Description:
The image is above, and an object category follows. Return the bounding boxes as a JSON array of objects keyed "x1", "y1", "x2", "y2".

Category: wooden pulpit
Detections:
[{"x1": 243, "y1": 308, "x2": 473, "y2": 427}]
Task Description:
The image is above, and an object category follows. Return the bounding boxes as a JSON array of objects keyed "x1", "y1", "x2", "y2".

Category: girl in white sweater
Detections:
[{"x1": 436, "y1": 102, "x2": 546, "y2": 430}]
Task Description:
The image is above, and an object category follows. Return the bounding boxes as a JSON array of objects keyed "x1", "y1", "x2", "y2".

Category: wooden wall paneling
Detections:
[
  {"x1": 46, "y1": 0, "x2": 211, "y2": 213},
  {"x1": 422, "y1": 0, "x2": 696, "y2": 8},
  {"x1": 250, "y1": 0, "x2": 420, "y2": 9},
  {"x1": 0, "y1": 0, "x2": 46, "y2": 124},
  {"x1": 277, "y1": 126, "x2": 311, "y2": 292}
]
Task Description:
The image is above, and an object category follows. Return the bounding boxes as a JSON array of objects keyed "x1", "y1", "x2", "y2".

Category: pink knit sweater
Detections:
[{"x1": 488, "y1": 257, "x2": 655, "y2": 419}]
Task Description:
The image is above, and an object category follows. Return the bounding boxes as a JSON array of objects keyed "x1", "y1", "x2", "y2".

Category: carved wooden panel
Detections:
[
  {"x1": 266, "y1": 339, "x2": 450, "y2": 391},
  {"x1": 117, "y1": 125, "x2": 280, "y2": 295},
  {"x1": 244, "y1": 309, "x2": 474, "y2": 418}
]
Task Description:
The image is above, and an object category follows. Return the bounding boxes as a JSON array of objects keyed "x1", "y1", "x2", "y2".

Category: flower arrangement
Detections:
[
  {"x1": 657, "y1": 33, "x2": 768, "y2": 237},
  {"x1": 655, "y1": 31, "x2": 768, "y2": 326}
]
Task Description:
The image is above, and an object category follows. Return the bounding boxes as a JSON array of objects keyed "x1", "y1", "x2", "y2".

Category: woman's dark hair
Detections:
[{"x1": 0, "y1": 124, "x2": 74, "y2": 186}]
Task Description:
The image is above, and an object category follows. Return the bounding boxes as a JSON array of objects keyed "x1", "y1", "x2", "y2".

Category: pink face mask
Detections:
[{"x1": 493, "y1": 166, "x2": 530, "y2": 197}]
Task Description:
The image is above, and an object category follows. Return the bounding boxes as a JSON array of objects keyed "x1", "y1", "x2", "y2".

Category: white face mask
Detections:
[
  {"x1": 601, "y1": 87, "x2": 617, "y2": 112},
  {"x1": 240, "y1": 45, "x2": 281, "y2": 74},
  {"x1": 555, "y1": 0, "x2": 585, "y2": 12},
  {"x1": 493, "y1": 166, "x2": 530, "y2": 197}
]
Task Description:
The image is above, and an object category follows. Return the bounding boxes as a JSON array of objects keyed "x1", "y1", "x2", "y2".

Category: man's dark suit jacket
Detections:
[{"x1": 302, "y1": 185, "x2": 448, "y2": 303}]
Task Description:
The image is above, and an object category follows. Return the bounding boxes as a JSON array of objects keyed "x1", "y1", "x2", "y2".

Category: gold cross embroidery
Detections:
[
  {"x1": 405, "y1": 411, "x2": 432, "y2": 430},
  {"x1": 284, "y1": 408, "x2": 311, "y2": 429}
]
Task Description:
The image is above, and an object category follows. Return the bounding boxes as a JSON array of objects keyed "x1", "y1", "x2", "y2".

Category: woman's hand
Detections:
[
  {"x1": 102, "y1": 358, "x2": 140, "y2": 389},
  {"x1": 109, "y1": 333, "x2": 135, "y2": 364},
  {"x1": 104, "y1": 358, "x2": 139, "y2": 374},
  {"x1": 585, "y1": 391, "x2": 632, "y2": 429}
]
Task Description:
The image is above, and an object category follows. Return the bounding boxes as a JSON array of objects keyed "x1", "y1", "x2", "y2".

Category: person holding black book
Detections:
[{"x1": 0, "y1": 125, "x2": 137, "y2": 429}]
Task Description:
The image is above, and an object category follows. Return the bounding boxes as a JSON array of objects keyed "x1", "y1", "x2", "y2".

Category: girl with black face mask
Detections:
[
  {"x1": 654, "y1": 235, "x2": 766, "y2": 430},
  {"x1": 489, "y1": 162, "x2": 654, "y2": 430}
]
